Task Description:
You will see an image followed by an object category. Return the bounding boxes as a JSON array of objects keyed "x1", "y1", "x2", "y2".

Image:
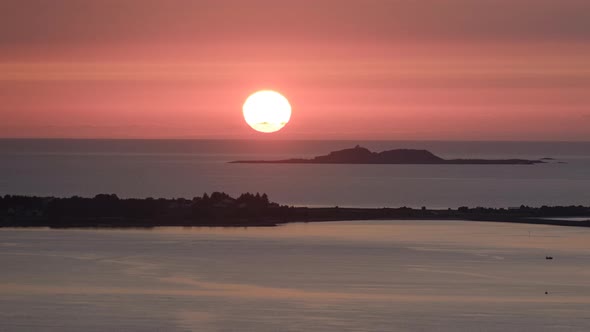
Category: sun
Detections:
[{"x1": 243, "y1": 90, "x2": 291, "y2": 133}]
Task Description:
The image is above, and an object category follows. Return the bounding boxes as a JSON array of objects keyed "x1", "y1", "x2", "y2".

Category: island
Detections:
[
  {"x1": 1, "y1": 193, "x2": 588, "y2": 228},
  {"x1": 230, "y1": 146, "x2": 544, "y2": 165}
]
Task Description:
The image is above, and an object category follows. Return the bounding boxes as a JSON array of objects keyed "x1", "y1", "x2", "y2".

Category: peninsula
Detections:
[
  {"x1": 2, "y1": 193, "x2": 588, "y2": 228},
  {"x1": 230, "y1": 146, "x2": 544, "y2": 165}
]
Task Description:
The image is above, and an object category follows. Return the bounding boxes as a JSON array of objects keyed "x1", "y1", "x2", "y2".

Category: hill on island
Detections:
[{"x1": 230, "y1": 146, "x2": 544, "y2": 165}]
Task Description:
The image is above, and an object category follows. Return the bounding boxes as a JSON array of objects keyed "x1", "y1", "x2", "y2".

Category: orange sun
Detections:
[{"x1": 243, "y1": 90, "x2": 292, "y2": 133}]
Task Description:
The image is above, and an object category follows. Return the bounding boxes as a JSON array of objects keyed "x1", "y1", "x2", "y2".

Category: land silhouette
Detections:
[
  {"x1": 1, "y1": 193, "x2": 588, "y2": 228},
  {"x1": 230, "y1": 146, "x2": 544, "y2": 165}
]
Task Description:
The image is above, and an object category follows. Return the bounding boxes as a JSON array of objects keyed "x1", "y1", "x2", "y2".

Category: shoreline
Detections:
[
  {"x1": 2, "y1": 193, "x2": 589, "y2": 229},
  {"x1": 1, "y1": 218, "x2": 589, "y2": 230}
]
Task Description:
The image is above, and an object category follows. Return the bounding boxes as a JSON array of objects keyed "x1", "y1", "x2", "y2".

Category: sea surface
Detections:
[
  {"x1": 1, "y1": 139, "x2": 589, "y2": 208},
  {"x1": 1, "y1": 221, "x2": 590, "y2": 331}
]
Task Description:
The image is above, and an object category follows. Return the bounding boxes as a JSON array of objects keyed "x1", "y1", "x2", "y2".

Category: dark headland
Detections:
[
  {"x1": 230, "y1": 146, "x2": 544, "y2": 165},
  {"x1": 2, "y1": 193, "x2": 588, "y2": 229}
]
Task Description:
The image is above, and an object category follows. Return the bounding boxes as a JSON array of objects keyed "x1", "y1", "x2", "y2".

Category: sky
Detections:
[{"x1": 1, "y1": 0, "x2": 589, "y2": 140}]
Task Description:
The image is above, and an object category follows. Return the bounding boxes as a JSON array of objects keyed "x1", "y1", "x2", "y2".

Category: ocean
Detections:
[
  {"x1": 1, "y1": 221, "x2": 589, "y2": 331},
  {"x1": 2, "y1": 140, "x2": 590, "y2": 331},
  {"x1": 1, "y1": 139, "x2": 589, "y2": 208}
]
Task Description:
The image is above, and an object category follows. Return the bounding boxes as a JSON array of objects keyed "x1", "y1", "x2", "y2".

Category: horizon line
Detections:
[{"x1": 1, "y1": 137, "x2": 590, "y2": 143}]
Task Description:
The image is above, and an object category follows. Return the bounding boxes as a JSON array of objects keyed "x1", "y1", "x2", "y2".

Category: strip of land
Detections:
[
  {"x1": 230, "y1": 146, "x2": 544, "y2": 165},
  {"x1": 1, "y1": 193, "x2": 588, "y2": 228}
]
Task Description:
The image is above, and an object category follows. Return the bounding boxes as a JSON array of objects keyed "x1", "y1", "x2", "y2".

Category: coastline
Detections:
[{"x1": 2, "y1": 193, "x2": 589, "y2": 229}]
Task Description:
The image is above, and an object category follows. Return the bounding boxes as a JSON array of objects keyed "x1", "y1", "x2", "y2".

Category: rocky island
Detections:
[{"x1": 229, "y1": 146, "x2": 544, "y2": 165}]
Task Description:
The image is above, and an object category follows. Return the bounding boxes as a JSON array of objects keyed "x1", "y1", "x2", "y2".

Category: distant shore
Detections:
[
  {"x1": 230, "y1": 146, "x2": 545, "y2": 165},
  {"x1": 1, "y1": 193, "x2": 589, "y2": 229}
]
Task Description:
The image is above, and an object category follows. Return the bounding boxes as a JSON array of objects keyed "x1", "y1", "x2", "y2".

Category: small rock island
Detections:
[{"x1": 230, "y1": 146, "x2": 544, "y2": 165}]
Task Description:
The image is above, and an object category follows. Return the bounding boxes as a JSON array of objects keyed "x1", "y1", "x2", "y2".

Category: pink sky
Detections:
[{"x1": 1, "y1": 0, "x2": 589, "y2": 140}]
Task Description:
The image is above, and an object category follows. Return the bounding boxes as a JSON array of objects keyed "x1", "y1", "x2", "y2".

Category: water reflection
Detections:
[{"x1": 1, "y1": 221, "x2": 590, "y2": 331}]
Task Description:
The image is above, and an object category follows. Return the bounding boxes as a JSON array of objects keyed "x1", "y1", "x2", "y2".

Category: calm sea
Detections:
[
  {"x1": 1, "y1": 139, "x2": 589, "y2": 208},
  {"x1": 1, "y1": 221, "x2": 589, "y2": 331}
]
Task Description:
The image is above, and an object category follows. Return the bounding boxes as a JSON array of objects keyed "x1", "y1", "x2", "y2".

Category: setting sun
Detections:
[{"x1": 242, "y1": 90, "x2": 291, "y2": 133}]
